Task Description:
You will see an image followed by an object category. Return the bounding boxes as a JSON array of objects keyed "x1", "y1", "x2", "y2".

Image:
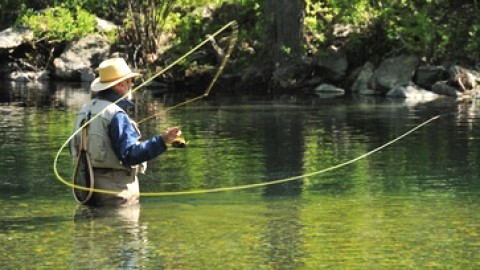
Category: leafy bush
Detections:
[{"x1": 17, "y1": 5, "x2": 97, "y2": 42}]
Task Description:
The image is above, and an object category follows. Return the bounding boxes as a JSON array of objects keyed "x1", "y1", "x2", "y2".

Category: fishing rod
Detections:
[{"x1": 53, "y1": 20, "x2": 238, "y2": 195}]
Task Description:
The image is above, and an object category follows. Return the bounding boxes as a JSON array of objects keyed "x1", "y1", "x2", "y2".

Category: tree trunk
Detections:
[
  {"x1": 227, "y1": 0, "x2": 306, "y2": 95},
  {"x1": 264, "y1": 0, "x2": 304, "y2": 65}
]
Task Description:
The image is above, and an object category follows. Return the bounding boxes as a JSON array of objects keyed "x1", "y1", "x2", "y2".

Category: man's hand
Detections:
[{"x1": 161, "y1": 127, "x2": 182, "y2": 144}]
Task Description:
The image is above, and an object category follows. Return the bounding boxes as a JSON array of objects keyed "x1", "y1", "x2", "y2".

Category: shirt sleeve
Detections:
[{"x1": 109, "y1": 111, "x2": 168, "y2": 166}]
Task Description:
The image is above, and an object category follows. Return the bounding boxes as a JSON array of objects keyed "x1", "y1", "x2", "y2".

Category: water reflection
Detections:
[
  {"x1": 262, "y1": 201, "x2": 304, "y2": 269},
  {"x1": 262, "y1": 109, "x2": 304, "y2": 196},
  {"x1": 73, "y1": 204, "x2": 148, "y2": 269},
  {"x1": 0, "y1": 81, "x2": 94, "y2": 109}
]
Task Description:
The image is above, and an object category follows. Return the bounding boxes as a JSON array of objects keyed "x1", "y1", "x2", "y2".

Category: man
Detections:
[{"x1": 71, "y1": 57, "x2": 181, "y2": 206}]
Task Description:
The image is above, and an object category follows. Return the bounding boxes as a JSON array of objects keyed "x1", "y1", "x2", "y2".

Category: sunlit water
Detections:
[{"x1": 1, "y1": 82, "x2": 480, "y2": 269}]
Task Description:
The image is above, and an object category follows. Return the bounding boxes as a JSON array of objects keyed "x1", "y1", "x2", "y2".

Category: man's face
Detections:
[{"x1": 118, "y1": 78, "x2": 134, "y2": 100}]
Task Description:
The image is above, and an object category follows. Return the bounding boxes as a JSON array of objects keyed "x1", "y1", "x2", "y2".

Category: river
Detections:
[{"x1": 1, "y1": 81, "x2": 479, "y2": 269}]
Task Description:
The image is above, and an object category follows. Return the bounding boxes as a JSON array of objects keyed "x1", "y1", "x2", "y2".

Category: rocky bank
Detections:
[{"x1": 0, "y1": 20, "x2": 479, "y2": 103}]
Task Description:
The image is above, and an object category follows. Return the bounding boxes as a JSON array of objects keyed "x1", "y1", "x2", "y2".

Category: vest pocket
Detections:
[{"x1": 88, "y1": 133, "x2": 107, "y2": 163}]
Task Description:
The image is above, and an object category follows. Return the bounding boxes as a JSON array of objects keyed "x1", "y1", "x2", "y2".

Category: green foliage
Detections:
[
  {"x1": 303, "y1": 0, "x2": 479, "y2": 64},
  {"x1": 466, "y1": 23, "x2": 480, "y2": 61},
  {"x1": 4, "y1": 0, "x2": 478, "y2": 71},
  {"x1": 167, "y1": 0, "x2": 242, "y2": 48},
  {"x1": 304, "y1": 0, "x2": 326, "y2": 47},
  {"x1": 281, "y1": 45, "x2": 292, "y2": 55},
  {"x1": 58, "y1": 0, "x2": 124, "y2": 17},
  {"x1": 374, "y1": 2, "x2": 442, "y2": 59},
  {"x1": 117, "y1": 0, "x2": 260, "y2": 71},
  {"x1": 378, "y1": 0, "x2": 478, "y2": 62},
  {"x1": 303, "y1": 0, "x2": 379, "y2": 54},
  {"x1": 17, "y1": 5, "x2": 97, "y2": 42}
]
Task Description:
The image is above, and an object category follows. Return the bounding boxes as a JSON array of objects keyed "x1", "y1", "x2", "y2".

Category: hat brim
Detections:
[{"x1": 90, "y1": 72, "x2": 141, "y2": 92}]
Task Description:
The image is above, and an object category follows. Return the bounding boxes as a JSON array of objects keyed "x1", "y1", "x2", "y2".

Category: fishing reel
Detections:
[{"x1": 171, "y1": 137, "x2": 187, "y2": 148}]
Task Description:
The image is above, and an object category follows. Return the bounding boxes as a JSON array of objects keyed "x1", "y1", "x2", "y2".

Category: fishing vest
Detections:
[{"x1": 71, "y1": 98, "x2": 143, "y2": 172}]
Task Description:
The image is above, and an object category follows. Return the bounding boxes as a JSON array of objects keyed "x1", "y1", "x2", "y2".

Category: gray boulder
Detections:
[
  {"x1": 95, "y1": 17, "x2": 117, "y2": 33},
  {"x1": 431, "y1": 81, "x2": 461, "y2": 97},
  {"x1": 53, "y1": 34, "x2": 111, "y2": 81},
  {"x1": 413, "y1": 65, "x2": 447, "y2": 89},
  {"x1": 371, "y1": 55, "x2": 419, "y2": 93},
  {"x1": 351, "y1": 61, "x2": 376, "y2": 95},
  {"x1": 316, "y1": 48, "x2": 348, "y2": 81},
  {"x1": 0, "y1": 27, "x2": 33, "y2": 50}
]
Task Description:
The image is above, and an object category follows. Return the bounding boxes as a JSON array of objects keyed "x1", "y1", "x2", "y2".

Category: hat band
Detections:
[{"x1": 100, "y1": 73, "x2": 130, "y2": 83}]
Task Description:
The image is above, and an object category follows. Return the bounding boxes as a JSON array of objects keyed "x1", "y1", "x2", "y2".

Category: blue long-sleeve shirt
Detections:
[{"x1": 97, "y1": 90, "x2": 167, "y2": 166}]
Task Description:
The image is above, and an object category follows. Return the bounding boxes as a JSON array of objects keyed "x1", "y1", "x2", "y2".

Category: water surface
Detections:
[{"x1": 1, "y1": 82, "x2": 480, "y2": 269}]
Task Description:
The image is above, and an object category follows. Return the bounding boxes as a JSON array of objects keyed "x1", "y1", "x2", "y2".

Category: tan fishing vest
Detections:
[{"x1": 71, "y1": 99, "x2": 145, "y2": 172}]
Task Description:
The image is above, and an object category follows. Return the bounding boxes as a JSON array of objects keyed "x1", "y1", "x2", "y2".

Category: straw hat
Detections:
[{"x1": 90, "y1": 58, "x2": 141, "y2": 92}]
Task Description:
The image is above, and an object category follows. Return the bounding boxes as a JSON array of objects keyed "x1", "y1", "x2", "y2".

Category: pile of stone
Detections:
[{"x1": 0, "y1": 18, "x2": 115, "y2": 83}]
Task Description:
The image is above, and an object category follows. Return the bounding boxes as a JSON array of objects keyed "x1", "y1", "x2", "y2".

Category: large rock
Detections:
[
  {"x1": 0, "y1": 27, "x2": 33, "y2": 50},
  {"x1": 431, "y1": 81, "x2": 461, "y2": 97},
  {"x1": 316, "y1": 48, "x2": 348, "y2": 81},
  {"x1": 447, "y1": 65, "x2": 477, "y2": 91},
  {"x1": 351, "y1": 61, "x2": 376, "y2": 95},
  {"x1": 371, "y1": 55, "x2": 419, "y2": 93},
  {"x1": 413, "y1": 65, "x2": 448, "y2": 89},
  {"x1": 53, "y1": 34, "x2": 111, "y2": 81},
  {"x1": 271, "y1": 58, "x2": 314, "y2": 89},
  {"x1": 95, "y1": 17, "x2": 117, "y2": 33}
]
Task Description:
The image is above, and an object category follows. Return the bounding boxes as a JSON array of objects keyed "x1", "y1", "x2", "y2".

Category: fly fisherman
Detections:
[{"x1": 70, "y1": 57, "x2": 181, "y2": 206}]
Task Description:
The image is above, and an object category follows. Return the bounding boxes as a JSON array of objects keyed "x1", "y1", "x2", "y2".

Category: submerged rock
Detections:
[
  {"x1": 314, "y1": 83, "x2": 345, "y2": 98},
  {"x1": 386, "y1": 83, "x2": 439, "y2": 102}
]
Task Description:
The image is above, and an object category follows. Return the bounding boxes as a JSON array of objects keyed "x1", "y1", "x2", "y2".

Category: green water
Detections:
[
  {"x1": 3, "y1": 194, "x2": 480, "y2": 269},
  {"x1": 1, "y1": 83, "x2": 480, "y2": 269}
]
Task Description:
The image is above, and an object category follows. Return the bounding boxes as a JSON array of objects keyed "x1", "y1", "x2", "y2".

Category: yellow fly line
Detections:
[{"x1": 53, "y1": 20, "x2": 441, "y2": 197}]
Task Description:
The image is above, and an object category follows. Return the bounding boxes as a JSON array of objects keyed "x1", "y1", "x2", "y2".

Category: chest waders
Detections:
[{"x1": 72, "y1": 119, "x2": 94, "y2": 204}]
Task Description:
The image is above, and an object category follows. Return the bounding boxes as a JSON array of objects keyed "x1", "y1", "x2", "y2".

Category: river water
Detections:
[{"x1": 1, "y1": 81, "x2": 480, "y2": 269}]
